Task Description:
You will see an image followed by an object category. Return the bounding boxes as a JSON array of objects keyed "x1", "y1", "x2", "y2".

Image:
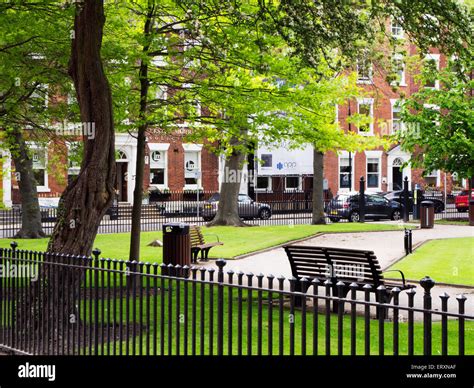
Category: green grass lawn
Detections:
[
  {"x1": 2, "y1": 223, "x2": 410, "y2": 262},
  {"x1": 435, "y1": 219, "x2": 469, "y2": 226},
  {"x1": 77, "y1": 282, "x2": 473, "y2": 356},
  {"x1": 389, "y1": 237, "x2": 474, "y2": 286}
]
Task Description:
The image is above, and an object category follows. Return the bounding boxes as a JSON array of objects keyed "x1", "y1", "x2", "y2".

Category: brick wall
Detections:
[{"x1": 146, "y1": 132, "x2": 219, "y2": 191}]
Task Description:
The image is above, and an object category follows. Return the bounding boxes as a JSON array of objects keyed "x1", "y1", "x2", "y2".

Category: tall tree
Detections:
[
  {"x1": 47, "y1": 0, "x2": 116, "y2": 256},
  {"x1": 128, "y1": 0, "x2": 155, "y2": 263},
  {"x1": 260, "y1": 0, "x2": 472, "y2": 223},
  {"x1": 398, "y1": 54, "x2": 474, "y2": 192},
  {"x1": 0, "y1": 2, "x2": 72, "y2": 238}
]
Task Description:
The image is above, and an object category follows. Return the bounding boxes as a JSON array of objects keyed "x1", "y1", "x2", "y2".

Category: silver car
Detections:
[{"x1": 201, "y1": 193, "x2": 272, "y2": 221}]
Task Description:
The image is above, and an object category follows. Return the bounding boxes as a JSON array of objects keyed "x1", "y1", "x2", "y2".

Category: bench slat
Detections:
[
  {"x1": 290, "y1": 255, "x2": 381, "y2": 267},
  {"x1": 287, "y1": 250, "x2": 373, "y2": 261},
  {"x1": 285, "y1": 244, "x2": 384, "y2": 287}
]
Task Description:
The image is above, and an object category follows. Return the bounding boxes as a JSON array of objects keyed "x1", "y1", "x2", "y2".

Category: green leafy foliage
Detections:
[{"x1": 397, "y1": 55, "x2": 474, "y2": 179}]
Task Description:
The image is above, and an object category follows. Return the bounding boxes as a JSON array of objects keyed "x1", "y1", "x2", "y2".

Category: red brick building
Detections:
[
  {"x1": 0, "y1": 20, "x2": 466, "y2": 207},
  {"x1": 252, "y1": 22, "x2": 464, "y2": 196},
  {"x1": 0, "y1": 130, "x2": 220, "y2": 207}
]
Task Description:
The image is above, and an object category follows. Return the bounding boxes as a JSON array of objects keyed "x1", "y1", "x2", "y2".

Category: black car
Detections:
[
  {"x1": 326, "y1": 193, "x2": 403, "y2": 222},
  {"x1": 384, "y1": 190, "x2": 445, "y2": 213}
]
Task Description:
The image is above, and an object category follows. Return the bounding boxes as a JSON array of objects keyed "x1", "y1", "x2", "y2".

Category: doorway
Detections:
[
  {"x1": 116, "y1": 162, "x2": 128, "y2": 202},
  {"x1": 392, "y1": 166, "x2": 403, "y2": 191},
  {"x1": 391, "y1": 157, "x2": 405, "y2": 191}
]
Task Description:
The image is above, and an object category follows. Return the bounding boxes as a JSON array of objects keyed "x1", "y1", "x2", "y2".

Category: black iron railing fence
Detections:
[
  {"x1": 0, "y1": 244, "x2": 472, "y2": 356},
  {"x1": 0, "y1": 187, "x2": 469, "y2": 238}
]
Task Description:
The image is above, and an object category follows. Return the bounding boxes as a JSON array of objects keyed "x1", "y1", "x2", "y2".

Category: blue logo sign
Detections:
[{"x1": 277, "y1": 162, "x2": 283, "y2": 170}]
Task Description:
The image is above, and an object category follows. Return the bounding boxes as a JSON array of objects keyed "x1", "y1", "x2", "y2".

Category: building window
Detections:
[
  {"x1": 424, "y1": 170, "x2": 439, "y2": 187},
  {"x1": 424, "y1": 54, "x2": 440, "y2": 89},
  {"x1": 30, "y1": 146, "x2": 48, "y2": 191},
  {"x1": 67, "y1": 141, "x2": 81, "y2": 184},
  {"x1": 29, "y1": 84, "x2": 48, "y2": 112},
  {"x1": 391, "y1": 100, "x2": 404, "y2": 133},
  {"x1": 155, "y1": 85, "x2": 167, "y2": 101},
  {"x1": 184, "y1": 150, "x2": 200, "y2": 188},
  {"x1": 182, "y1": 83, "x2": 201, "y2": 119},
  {"x1": 391, "y1": 54, "x2": 406, "y2": 86},
  {"x1": 150, "y1": 150, "x2": 167, "y2": 187},
  {"x1": 339, "y1": 157, "x2": 352, "y2": 189},
  {"x1": 285, "y1": 176, "x2": 301, "y2": 191},
  {"x1": 357, "y1": 99, "x2": 374, "y2": 134},
  {"x1": 255, "y1": 176, "x2": 272, "y2": 191},
  {"x1": 150, "y1": 168, "x2": 165, "y2": 185},
  {"x1": 356, "y1": 56, "x2": 372, "y2": 83},
  {"x1": 391, "y1": 19, "x2": 404, "y2": 38},
  {"x1": 367, "y1": 158, "x2": 380, "y2": 188},
  {"x1": 66, "y1": 82, "x2": 77, "y2": 105}
]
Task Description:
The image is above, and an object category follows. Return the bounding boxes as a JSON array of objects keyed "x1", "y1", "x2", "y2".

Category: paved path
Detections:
[{"x1": 200, "y1": 223, "x2": 474, "y2": 318}]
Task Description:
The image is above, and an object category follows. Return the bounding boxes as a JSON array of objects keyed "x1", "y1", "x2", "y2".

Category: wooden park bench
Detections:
[
  {"x1": 190, "y1": 225, "x2": 224, "y2": 263},
  {"x1": 283, "y1": 245, "x2": 415, "y2": 309}
]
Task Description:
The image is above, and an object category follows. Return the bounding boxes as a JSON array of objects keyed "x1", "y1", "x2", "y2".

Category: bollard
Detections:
[
  {"x1": 403, "y1": 177, "x2": 410, "y2": 222},
  {"x1": 408, "y1": 229, "x2": 413, "y2": 253},
  {"x1": 359, "y1": 176, "x2": 366, "y2": 223},
  {"x1": 404, "y1": 229, "x2": 409, "y2": 255}
]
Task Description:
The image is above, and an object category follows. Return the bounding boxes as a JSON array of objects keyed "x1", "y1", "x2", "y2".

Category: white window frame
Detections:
[
  {"x1": 254, "y1": 176, "x2": 272, "y2": 192},
  {"x1": 284, "y1": 176, "x2": 302, "y2": 192},
  {"x1": 390, "y1": 99, "x2": 405, "y2": 134},
  {"x1": 365, "y1": 151, "x2": 382, "y2": 191},
  {"x1": 424, "y1": 169, "x2": 441, "y2": 187},
  {"x1": 182, "y1": 83, "x2": 201, "y2": 121},
  {"x1": 155, "y1": 85, "x2": 168, "y2": 101},
  {"x1": 67, "y1": 83, "x2": 77, "y2": 105},
  {"x1": 66, "y1": 141, "x2": 81, "y2": 178},
  {"x1": 151, "y1": 54, "x2": 167, "y2": 68},
  {"x1": 391, "y1": 54, "x2": 406, "y2": 86},
  {"x1": 27, "y1": 142, "x2": 49, "y2": 192},
  {"x1": 148, "y1": 143, "x2": 169, "y2": 190},
  {"x1": 149, "y1": 151, "x2": 168, "y2": 189},
  {"x1": 338, "y1": 151, "x2": 356, "y2": 192},
  {"x1": 30, "y1": 83, "x2": 49, "y2": 108},
  {"x1": 390, "y1": 18, "x2": 404, "y2": 39},
  {"x1": 183, "y1": 144, "x2": 203, "y2": 190},
  {"x1": 357, "y1": 98, "x2": 374, "y2": 135},
  {"x1": 424, "y1": 53, "x2": 440, "y2": 90},
  {"x1": 423, "y1": 103, "x2": 440, "y2": 127},
  {"x1": 356, "y1": 56, "x2": 373, "y2": 84}
]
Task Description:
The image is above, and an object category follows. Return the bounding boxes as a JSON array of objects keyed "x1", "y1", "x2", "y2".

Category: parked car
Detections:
[
  {"x1": 326, "y1": 193, "x2": 403, "y2": 222},
  {"x1": 384, "y1": 190, "x2": 445, "y2": 213},
  {"x1": 455, "y1": 189, "x2": 474, "y2": 212},
  {"x1": 201, "y1": 193, "x2": 272, "y2": 221}
]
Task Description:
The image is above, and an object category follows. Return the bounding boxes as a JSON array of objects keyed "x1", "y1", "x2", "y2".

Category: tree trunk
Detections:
[
  {"x1": 47, "y1": 0, "x2": 115, "y2": 256},
  {"x1": 208, "y1": 135, "x2": 248, "y2": 227},
  {"x1": 19, "y1": 0, "x2": 115, "y2": 351},
  {"x1": 312, "y1": 148, "x2": 326, "y2": 224},
  {"x1": 8, "y1": 127, "x2": 46, "y2": 238},
  {"x1": 12, "y1": 1, "x2": 117, "y2": 353},
  {"x1": 129, "y1": 0, "x2": 154, "y2": 263}
]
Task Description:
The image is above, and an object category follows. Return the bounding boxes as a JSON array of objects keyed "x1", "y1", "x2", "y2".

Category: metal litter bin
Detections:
[
  {"x1": 420, "y1": 201, "x2": 434, "y2": 229},
  {"x1": 163, "y1": 223, "x2": 191, "y2": 276}
]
